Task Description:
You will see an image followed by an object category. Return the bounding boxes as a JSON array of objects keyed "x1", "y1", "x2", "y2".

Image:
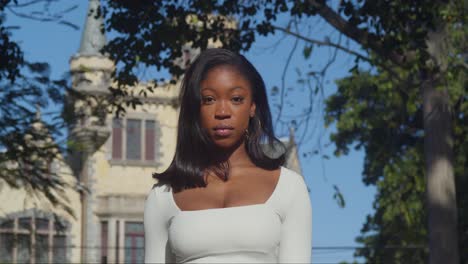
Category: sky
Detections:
[{"x1": 5, "y1": 1, "x2": 376, "y2": 263}]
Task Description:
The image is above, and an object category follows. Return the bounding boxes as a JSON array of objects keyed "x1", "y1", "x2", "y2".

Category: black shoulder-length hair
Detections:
[{"x1": 153, "y1": 48, "x2": 285, "y2": 192}]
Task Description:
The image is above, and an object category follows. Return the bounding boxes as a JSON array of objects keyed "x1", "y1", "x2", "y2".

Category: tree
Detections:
[
  {"x1": 0, "y1": 0, "x2": 79, "y2": 216},
  {"x1": 102, "y1": 0, "x2": 466, "y2": 262},
  {"x1": 325, "y1": 66, "x2": 467, "y2": 262}
]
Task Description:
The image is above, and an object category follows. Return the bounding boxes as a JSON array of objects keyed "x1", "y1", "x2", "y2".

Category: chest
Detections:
[
  {"x1": 173, "y1": 170, "x2": 280, "y2": 211},
  {"x1": 168, "y1": 205, "x2": 281, "y2": 262}
]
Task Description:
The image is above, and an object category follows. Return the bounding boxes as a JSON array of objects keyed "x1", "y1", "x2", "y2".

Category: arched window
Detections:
[{"x1": 0, "y1": 213, "x2": 68, "y2": 264}]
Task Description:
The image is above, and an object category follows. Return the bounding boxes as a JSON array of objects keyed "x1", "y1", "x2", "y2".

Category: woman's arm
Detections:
[
  {"x1": 144, "y1": 187, "x2": 176, "y2": 263},
  {"x1": 278, "y1": 174, "x2": 312, "y2": 263}
]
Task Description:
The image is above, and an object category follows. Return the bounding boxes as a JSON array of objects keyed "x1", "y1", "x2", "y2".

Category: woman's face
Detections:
[{"x1": 199, "y1": 65, "x2": 256, "y2": 149}]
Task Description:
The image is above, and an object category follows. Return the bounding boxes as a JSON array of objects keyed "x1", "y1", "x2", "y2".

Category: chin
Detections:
[{"x1": 212, "y1": 137, "x2": 243, "y2": 150}]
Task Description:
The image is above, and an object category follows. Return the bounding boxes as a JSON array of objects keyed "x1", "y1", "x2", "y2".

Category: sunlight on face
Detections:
[{"x1": 199, "y1": 65, "x2": 256, "y2": 149}]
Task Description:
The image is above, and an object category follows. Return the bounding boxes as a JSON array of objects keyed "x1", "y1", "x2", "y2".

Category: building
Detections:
[{"x1": 0, "y1": 0, "x2": 302, "y2": 263}]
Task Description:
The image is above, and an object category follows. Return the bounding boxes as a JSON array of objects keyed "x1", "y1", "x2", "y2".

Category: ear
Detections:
[{"x1": 250, "y1": 102, "x2": 256, "y2": 118}]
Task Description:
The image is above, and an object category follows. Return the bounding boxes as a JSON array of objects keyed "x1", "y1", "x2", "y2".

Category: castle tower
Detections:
[
  {"x1": 68, "y1": 0, "x2": 113, "y2": 262},
  {"x1": 67, "y1": 1, "x2": 180, "y2": 262}
]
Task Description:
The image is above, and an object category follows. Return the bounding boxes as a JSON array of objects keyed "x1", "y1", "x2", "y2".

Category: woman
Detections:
[{"x1": 144, "y1": 48, "x2": 312, "y2": 263}]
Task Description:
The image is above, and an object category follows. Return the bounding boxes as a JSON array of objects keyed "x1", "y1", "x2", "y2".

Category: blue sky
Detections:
[{"x1": 5, "y1": 1, "x2": 376, "y2": 263}]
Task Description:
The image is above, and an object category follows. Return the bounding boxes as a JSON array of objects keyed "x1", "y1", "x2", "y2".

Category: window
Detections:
[
  {"x1": 112, "y1": 118, "x2": 159, "y2": 163},
  {"x1": 124, "y1": 222, "x2": 144, "y2": 264},
  {"x1": 101, "y1": 221, "x2": 108, "y2": 264},
  {"x1": 0, "y1": 216, "x2": 67, "y2": 264},
  {"x1": 116, "y1": 220, "x2": 120, "y2": 263},
  {"x1": 126, "y1": 119, "x2": 141, "y2": 160},
  {"x1": 145, "y1": 120, "x2": 156, "y2": 161},
  {"x1": 112, "y1": 119, "x2": 123, "y2": 160}
]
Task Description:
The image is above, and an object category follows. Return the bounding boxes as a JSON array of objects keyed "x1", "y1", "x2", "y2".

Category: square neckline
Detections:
[{"x1": 169, "y1": 166, "x2": 284, "y2": 213}]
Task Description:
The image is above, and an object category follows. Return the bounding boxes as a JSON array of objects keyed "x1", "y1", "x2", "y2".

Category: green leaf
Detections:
[
  {"x1": 303, "y1": 44, "x2": 313, "y2": 59},
  {"x1": 333, "y1": 185, "x2": 346, "y2": 208}
]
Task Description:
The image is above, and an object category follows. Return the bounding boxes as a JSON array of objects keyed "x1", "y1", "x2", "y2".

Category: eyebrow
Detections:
[{"x1": 201, "y1": 86, "x2": 247, "y2": 92}]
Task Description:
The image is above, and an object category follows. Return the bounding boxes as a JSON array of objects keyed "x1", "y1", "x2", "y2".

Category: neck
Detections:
[{"x1": 211, "y1": 140, "x2": 253, "y2": 168}]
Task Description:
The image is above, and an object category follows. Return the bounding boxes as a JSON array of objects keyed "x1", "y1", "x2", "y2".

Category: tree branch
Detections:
[
  {"x1": 272, "y1": 24, "x2": 370, "y2": 63},
  {"x1": 275, "y1": 24, "x2": 300, "y2": 131},
  {"x1": 9, "y1": 0, "x2": 57, "y2": 8},
  {"x1": 6, "y1": 2, "x2": 79, "y2": 30},
  {"x1": 308, "y1": 0, "x2": 410, "y2": 67},
  {"x1": 272, "y1": 24, "x2": 405, "y2": 85}
]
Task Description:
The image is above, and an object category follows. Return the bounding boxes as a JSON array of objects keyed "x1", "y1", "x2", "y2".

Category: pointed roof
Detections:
[
  {"x1": 31, "y1": 104, "x2": 45, "y2": 132},
  {"x1": 285, "y1": 127, "x2": 302, "y2": 175},
  {"x1": 260, "y1": 127, "x2": 302, "y2": 175},
  {"x1": 78, "y1": 0, "x2": 106, "y2": 55}
]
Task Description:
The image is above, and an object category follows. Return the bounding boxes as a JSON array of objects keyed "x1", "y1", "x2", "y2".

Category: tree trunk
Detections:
[
  {"x1": 307, "y1": 1, "x2": 460, "y2": 261},
  {"x1": 422, "y1": 71, "x2": 459, "y2": 264}
]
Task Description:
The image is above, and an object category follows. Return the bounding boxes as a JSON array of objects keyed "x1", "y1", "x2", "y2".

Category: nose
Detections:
[{"x1": 214, "y1": 100, "x2": 231, "y2": 119}]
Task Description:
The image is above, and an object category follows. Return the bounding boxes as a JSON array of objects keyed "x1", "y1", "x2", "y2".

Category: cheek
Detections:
[
  {"x1": 199, "y1": 107, "x2": 212, "y2": 128},
  {"x1": 237, "y1": 108, "x2": 252, "y2": 128}
]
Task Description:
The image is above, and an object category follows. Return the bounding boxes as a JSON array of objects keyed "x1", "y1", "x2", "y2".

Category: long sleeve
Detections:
[
  {"x1": 144, "y1": 186, "x2": 176, "y2": 263},
  {"x1": 278, "y1": 173, "x2": 312, "y2": 263}
]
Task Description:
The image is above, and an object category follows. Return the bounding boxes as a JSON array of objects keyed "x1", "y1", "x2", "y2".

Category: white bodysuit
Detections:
[{"x1": 144, "y1": 166, "x2": 312, "y2": 263}]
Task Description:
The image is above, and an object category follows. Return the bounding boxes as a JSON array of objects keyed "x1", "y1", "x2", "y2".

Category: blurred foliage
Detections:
[
  {"x1": 0, "y1": 0, "x2": 76, "y2": 217},
  {"x1": 325, "y1": 3, "x2": 467, "y2": 260},
  {"x1": 102, "y1": 0, "x2": 466, "y2": 85},
  {"x1": 327, "y1": 71, "x2": 426, "y2": 263}
]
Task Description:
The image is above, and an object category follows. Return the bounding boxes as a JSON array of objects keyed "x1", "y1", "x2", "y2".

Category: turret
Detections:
[
  {"x1": 66, "y1": 1, "x2": 112, "y2": 263},
  {"x1": 68, "y1": 0, "x2": 113, "y2": 150}
]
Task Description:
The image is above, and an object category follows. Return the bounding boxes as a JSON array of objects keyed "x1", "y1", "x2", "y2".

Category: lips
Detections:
[{"x1": 213, "y1": 124, "x2": 234, "y2": 137}]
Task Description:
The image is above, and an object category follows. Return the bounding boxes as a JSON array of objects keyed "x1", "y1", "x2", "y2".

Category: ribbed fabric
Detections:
[{"x1": 144, "y1": 167, "x2": 312, "y2": 263}]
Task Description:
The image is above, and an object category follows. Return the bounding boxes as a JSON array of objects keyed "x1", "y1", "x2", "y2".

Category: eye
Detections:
[
  {"x1": 232, "y1": 96, "x2": 245, "y2": 104},
  {"x1": 202, "y1": 96, "x2": 215, "y2": 104}
]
